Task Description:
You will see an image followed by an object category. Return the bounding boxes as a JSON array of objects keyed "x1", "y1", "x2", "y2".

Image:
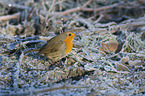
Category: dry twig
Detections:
[
  {"x1": 2, "y1": 85, "x2": 90, "y2": 96},
  {"x1": 57, "y1": 0, "x2": 92, "y2": 15},
  {"x1": 41, "y1": 1, "x2": 122, "y2": 16},
  {"x1": 0, "y1": 12, "x2": 20, "y2": 21},
  {"x1": 81, "y1": 3, "x2": 120, "y2": 12},
  {"x1": 8, "y1": 4, "x2": 31, "y2": 9},
  {"x1": 110, "y1": 22, "x2": 145, "y2": 30}
]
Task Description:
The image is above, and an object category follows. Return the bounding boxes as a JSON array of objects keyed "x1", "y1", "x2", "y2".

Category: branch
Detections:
[
  {"x1": 0, "y1": 12, "x2": 20, "y2": 21},
  {"x1": 58, "y1": 0, "x2": 92, "y2": 15},
  {"x1": 45, "y1": 0, "x2": 56, "y2": 20},
  {"x1": 81, "y1": 3, "x2": 120, "y2": 12},
  {"x1": 41, "y1": 1, "x2": 122, "y2": 16},
  {"x1": 8, "y1": 4, "x2": 31, "y2": 9},
  {"x1": 2, "y1": 85, "x2": 90, "y2": 95},
  {"x1": 110, "y1": 22, "x2": 145, "y2": 30}
]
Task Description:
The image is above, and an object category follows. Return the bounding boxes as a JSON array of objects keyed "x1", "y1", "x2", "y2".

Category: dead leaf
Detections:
[
  {"x1": 99, "y1": 41, "x2": 119, "y2": 54},
  {"x1": 116, "y1": 63, "x2": 131, "y2": 72},
  {"x1": 116, "y1": 57, "x2": 131, "y2": 72}
]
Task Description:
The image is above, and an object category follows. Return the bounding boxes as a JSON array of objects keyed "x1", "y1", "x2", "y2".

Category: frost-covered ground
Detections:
[{"x1": 0, "y1": 0, "x2": 145, "y2": 95}]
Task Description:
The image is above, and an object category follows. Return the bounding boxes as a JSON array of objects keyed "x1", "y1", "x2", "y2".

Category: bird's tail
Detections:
[{"x1": 23, "y1": 48, "x2": 41, "y2": 53}]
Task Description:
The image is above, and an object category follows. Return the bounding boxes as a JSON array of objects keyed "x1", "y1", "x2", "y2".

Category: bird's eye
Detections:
[{"x1": 69, "y1": 33, "x2": 71, "y2": 36}]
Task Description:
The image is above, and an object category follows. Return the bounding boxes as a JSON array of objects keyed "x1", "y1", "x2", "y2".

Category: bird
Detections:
[{"x1": 24, "y1": 31, "x2": 76, "y2": 62}]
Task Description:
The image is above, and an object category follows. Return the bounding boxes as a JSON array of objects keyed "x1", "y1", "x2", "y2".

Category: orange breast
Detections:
[{"x1": 64, "y1": 33, "x2": 75, "y2": 54}]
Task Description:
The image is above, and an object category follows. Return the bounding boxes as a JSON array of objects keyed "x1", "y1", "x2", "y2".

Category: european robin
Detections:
[{"x1": 24, "y1": 31, "x2": 76, "y2": 62}]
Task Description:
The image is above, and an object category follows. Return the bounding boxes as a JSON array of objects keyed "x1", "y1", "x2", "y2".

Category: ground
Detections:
[{"x1": 0, "y1": 0, "x2": 145, "y2": 95}]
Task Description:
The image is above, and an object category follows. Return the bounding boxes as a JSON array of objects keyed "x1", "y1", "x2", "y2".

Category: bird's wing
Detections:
[{"x1": 38, "y1": 40, "x2": 65, "y2": 54}]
